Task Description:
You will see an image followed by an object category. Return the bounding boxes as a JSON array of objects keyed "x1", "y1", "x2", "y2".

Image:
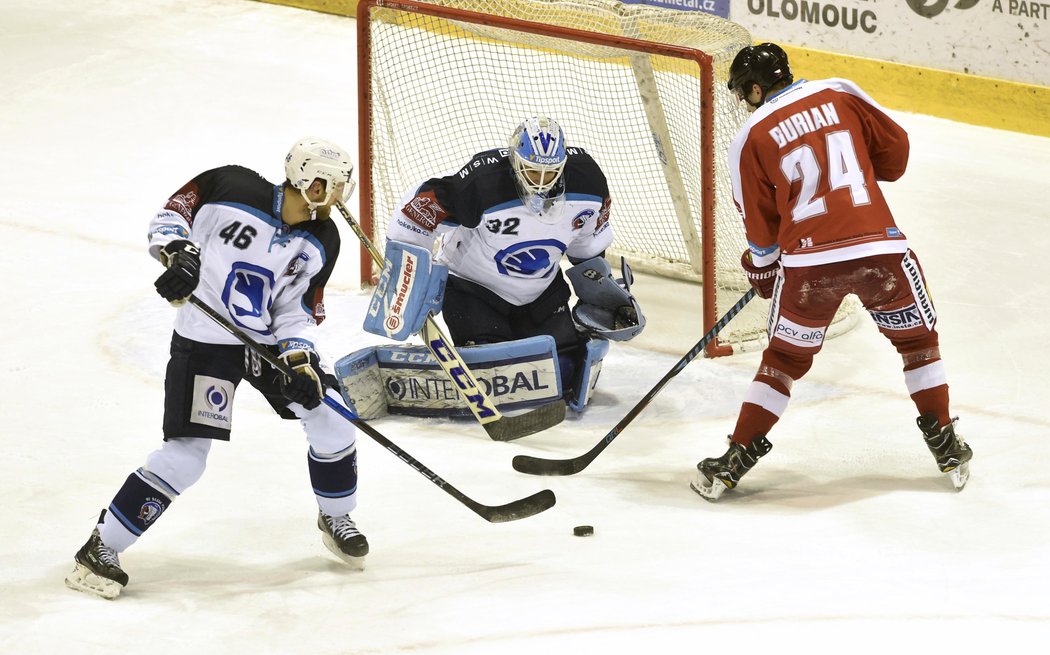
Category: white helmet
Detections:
[
  {"x1": 508, "y1": 117, "x2": 567, "y2": 214},
  {"x1": 284, "y1": 137, "x2": 356, "y2": 210}
]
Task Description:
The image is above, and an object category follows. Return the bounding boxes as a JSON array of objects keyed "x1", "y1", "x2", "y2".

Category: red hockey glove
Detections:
[{"x1": 740, "y1": 250, "x2": 778, "y2": 299}]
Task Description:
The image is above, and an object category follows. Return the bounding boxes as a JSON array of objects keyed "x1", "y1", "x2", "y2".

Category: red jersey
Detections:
[{"x1": 728, "y1": 78, "x2": 910, "y2": 267}]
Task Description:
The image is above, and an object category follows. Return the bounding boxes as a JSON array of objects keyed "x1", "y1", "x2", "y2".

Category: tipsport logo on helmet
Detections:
[
  {"x1": 527, "y1": 154, "x2": 563, "y2": 165},
  {"x1": 520, "y1": 120, "x2": 565, "y2": 161}
]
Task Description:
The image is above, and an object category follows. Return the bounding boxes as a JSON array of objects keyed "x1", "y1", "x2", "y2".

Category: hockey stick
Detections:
[
  {"x1": 186, "y1": 295, "x2": 556, "y2": 523},
  {"x1": 334, "y1": 200, "x2": 566, "y2": 441},
  {"x1": 512, "y1": 289, "x2": 757, "y2": 476}
]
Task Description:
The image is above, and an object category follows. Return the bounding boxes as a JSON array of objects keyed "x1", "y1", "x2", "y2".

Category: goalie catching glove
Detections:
[
  {"x1": 363, "y1": 240, "x2": 448, "y2": 341},
  {"x1": 279, "y1": 349, "x2": 325, "y2": 410},
  {"x1": 155, "y1": 239, "x2": 201, "y2": 305},
  {"x1": 566, "y1": 256, "x2": 645, "y2": 341},
  {"x1": 740, "y1": 249, "x2": 779, "y2": 299}
]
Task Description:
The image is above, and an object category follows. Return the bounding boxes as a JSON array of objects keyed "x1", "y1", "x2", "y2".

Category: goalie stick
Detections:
[
  {"x1": 335, "y1": 200, "x2": 566, "y2": 441},
  {"x1": 512, "y1": 289, "x2": 757, "y2": 476},
  {"x1": 187, "y1": 295, "x2": 556, "y2": 523}
]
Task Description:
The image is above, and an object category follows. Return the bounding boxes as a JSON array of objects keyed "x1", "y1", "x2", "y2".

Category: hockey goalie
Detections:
[{"x1": 337, "y1": 116, "x2": 645, "y2": 421}]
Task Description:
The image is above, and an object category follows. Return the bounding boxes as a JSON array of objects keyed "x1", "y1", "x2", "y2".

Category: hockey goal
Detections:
[{"x1": 356, "y1": 0, "x2": 858, "y2": 355}]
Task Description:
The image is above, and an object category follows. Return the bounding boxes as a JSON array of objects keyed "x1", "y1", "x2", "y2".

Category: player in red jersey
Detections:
[{"x1": 691, "y1": 43, "x2": 972, "y2": 500}]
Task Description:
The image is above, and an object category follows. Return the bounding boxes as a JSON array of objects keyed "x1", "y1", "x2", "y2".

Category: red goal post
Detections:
[{"x1": 355, "y1": 0, "x2": 854, "y2": 355}]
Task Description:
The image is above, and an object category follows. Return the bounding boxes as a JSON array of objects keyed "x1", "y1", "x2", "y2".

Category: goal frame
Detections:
[{"x1": 356, "y1": 0, "x2": 734, "y2": 356}]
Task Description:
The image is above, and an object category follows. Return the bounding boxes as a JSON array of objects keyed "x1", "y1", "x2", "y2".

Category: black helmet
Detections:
[{"x1": 727, "y1": 42, "x2": 793, "y2": 99}]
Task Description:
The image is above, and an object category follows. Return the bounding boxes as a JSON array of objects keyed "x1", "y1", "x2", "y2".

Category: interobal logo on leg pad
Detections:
[{"x1": 191, "y1": 375, "x2": 235, "y2": 429}]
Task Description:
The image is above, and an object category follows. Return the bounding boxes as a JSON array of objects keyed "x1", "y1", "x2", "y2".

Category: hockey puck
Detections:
[{"x1": 573, "y1": 525, "x2": 594, "y2": 537}]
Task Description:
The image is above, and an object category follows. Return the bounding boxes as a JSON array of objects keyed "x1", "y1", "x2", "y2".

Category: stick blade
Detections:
[
  {"x1": 475, "y1": 489, "x2": 557, "y2": 523},
  {"x1": 484, "y1": 400, "x2": 566, "y2": 442},
  {"x1": 511, "y1": 453, "x2": 590, "y2": 476}
]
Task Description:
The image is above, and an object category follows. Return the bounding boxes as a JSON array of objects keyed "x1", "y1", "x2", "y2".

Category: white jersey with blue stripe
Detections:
[
  {"x1": 386, "y1": 148, "x2": 613, "y2": 306},
  {"x1": 147, "y1": 165, "x2": 341, "y2": 350}
]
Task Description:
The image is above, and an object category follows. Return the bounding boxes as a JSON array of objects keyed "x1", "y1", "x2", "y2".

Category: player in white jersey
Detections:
[
  {"x1": 65, "y1": 138, "x2": 368, "y2": 600},
  {"x1": 384, "y1": 117, "x2": 644, "y2": 405}
]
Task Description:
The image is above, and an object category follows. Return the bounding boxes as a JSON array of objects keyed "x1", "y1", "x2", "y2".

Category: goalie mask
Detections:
[
  {"x1": 285, "y1": 137, "x2": 356, "y2": 211},
  {"x1": 508, "y1": 116, "x2": 567, "y2": 220}
]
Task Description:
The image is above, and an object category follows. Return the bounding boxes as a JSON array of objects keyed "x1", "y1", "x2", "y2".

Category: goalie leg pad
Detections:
[
  {"x1": 333, "y1": 347, "x2": 388, "y2": 420},
  {"x1": 363, "y1": 240, "x2": 448, "y2": 341},
  {"x1": 568, "y1": 338, "x2": 610, "y2": 412},
  {"x1": 335, "y1": 336, "x2": 563, "y2": 419}
]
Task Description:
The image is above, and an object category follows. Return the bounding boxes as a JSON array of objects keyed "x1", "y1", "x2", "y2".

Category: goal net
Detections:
[{"x1": 356, "y1": 0, "x2": 858, "y2": 355}]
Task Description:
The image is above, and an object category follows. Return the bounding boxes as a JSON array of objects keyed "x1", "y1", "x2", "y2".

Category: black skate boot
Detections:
[
  {"x1": 318, "y1": 511, "x2": 369, "y2": 570},
  {"x1": 690, "y1": 435, "x2": 773, "y2": 501},
  {"x1": 917, "y1": 414, "x2": 972, "y2": 490},
  {"x1": 64, "y1": 527, "x2": 129, "y2": 600}
]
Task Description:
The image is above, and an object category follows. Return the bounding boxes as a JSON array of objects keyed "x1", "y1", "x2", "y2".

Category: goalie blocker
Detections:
[
  {"x1": 363, "y1": 240, "x2": 447, "y2": 341},
  {"x1": 336, "y1": 336, "x2": 609, "y2": 419}
]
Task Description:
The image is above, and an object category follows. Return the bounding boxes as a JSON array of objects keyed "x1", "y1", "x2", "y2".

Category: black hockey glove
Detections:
[
  {"x1": 741, "y1": 250, "x2": 778, "y2": 300},
  {"x1": 155, "y1": 240, "x2": 201, "y2": 304},
  {"x1": 279, "y1": 349, "x2": 325, "y2": 410}
]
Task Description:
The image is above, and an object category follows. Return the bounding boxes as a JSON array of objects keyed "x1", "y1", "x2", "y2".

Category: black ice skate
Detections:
[
  {"x1": 690, "y1": 435, "x2": 773, "y2": 501},
  {"x1": 64, "y1": 527, "x2": 129, "y2": 600},
  {"x1": 917, "y1": 414, "x2": 972, "y2": 491},
  {"x1": 318, "y1": 511, "x2": 369, "y2": 570}
]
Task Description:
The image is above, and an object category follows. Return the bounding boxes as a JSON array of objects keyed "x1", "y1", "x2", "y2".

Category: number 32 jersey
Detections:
[
  {"x1": 729, "y1": 78, "x2": 911, "y2": 268},
  {"x1": 147, "y1": 165, "x2": 340, "y2": 349},
  {"x1": 386, "y1": 147, "x2": 614, "y2": 306}
]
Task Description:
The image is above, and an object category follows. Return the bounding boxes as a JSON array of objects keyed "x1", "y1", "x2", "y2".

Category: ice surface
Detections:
[{"x1": 1, "y1": 1, "x2": 1048, "y2": 652}]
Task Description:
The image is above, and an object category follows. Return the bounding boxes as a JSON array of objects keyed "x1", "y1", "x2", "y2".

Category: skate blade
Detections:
[
  {"x1": 64, "y1": 563, "x2": 123, "y2": 600},
  {"x1": 947, "y1": 462, "x2": 970, "y2": 491},
  {"x1": 689, "y1": 474, "x2": 728, "y2": 501},
  {"x1": 321, "y1": 535, "x2": 366, "y2": 571}
]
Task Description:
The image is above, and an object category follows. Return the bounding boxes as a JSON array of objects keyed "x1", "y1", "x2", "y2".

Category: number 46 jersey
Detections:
[
  {"x1": 729, "y1": 78, "x2": 911, "y2": 269},
  {"x1": 147, "y1": 165, "x2": 340, "y2": 348}
]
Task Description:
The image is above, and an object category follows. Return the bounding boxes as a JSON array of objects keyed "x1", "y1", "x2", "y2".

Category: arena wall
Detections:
[{"x1": 253, "y1": 0, "x2": 1049, "y2": 137}]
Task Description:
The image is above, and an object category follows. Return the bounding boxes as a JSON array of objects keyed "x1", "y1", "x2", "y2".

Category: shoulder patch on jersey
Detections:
[
  {"x1": 593, "y1": 197, "x2": 611, "y2": 235},
  {"x1": 402, "y1": 190, "x2": 448, "y2": 231},
  {"x1": 165, "y1": 182, "x2": 201, "y2": 223},
  {"x1": 572, "y1": 209, "x2": 594, "y2": 230},
  {"x1": 284, "y1": 251, "x2": 310, "y2": 276},
  {"x1": 311, "y1": 288, "x2": 327, "y2": 325}
]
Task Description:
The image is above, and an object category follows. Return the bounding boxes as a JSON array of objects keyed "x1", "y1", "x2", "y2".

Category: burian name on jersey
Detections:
[{"x1": 768, "y1": 102, "x2": 841, "y2": 148}]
